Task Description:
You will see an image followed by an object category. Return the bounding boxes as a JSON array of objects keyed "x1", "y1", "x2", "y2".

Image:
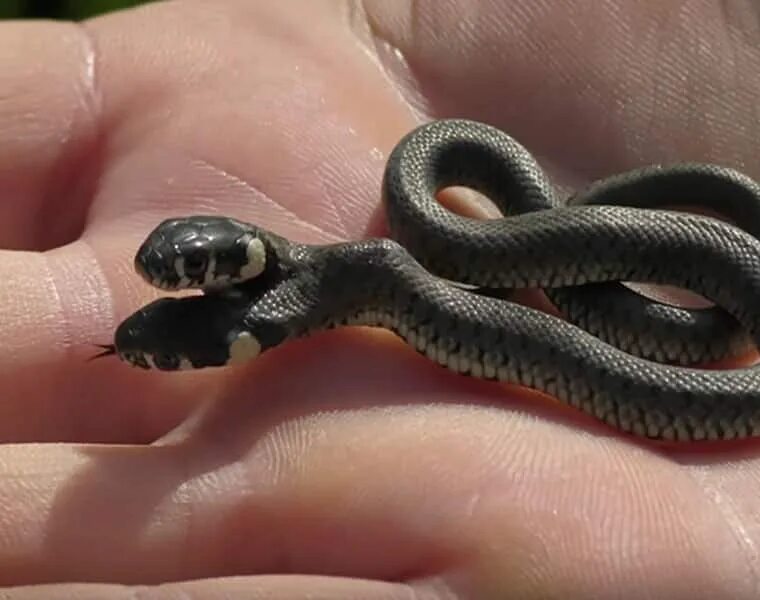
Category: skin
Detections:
[{"x1": 1, "y1": 0, "x2": 760, "y2": 597}]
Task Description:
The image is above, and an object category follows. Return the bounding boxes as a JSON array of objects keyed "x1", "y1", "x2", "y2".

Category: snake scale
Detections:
[{"x1": 103, "y1": 119, "x2": 760, "y2": 442}]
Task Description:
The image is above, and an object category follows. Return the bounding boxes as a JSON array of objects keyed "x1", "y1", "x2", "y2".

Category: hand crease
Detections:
[
  {"x1": 350, "y1": 0, "x2": 432, "y2": 121},
  {"x1": 689, "y1": 467, "x2": 760, "y2": 595},
  {"x1": 190, "y1": 158, "x2": 344, "y2": 243}
]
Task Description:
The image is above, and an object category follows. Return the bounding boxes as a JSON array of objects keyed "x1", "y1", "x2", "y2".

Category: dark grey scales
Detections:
[
  {"x1": 106, "y1": 119, "x2": 760, "y2": 442},
  {"x1": 383, "y1": 119, "x2": 760, "y2": 364}
]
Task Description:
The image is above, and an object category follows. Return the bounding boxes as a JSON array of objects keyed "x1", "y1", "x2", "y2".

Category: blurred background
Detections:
[{"x1": 0, "y1": 0, "x2": 152, "y2": 20}]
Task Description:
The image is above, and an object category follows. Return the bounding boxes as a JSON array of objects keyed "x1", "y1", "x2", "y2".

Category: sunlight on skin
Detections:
[{"x1": 0, "y1": 0, "x2": 760, "y2": 597}]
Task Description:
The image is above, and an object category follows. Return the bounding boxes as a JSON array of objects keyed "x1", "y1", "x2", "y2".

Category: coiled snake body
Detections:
[{"x1": 108, "y1": 119, "x2": 760, "y2": 442}]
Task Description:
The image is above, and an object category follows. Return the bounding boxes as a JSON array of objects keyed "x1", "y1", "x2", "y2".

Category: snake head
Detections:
[
  {"x1": 134, "y1": 216, "x2": 269, "y2": 291},
  {"x1": 112, "y1": 295, "x2": 265, "y2": 370}
]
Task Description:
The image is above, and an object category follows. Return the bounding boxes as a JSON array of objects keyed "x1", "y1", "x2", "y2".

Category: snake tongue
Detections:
[{"x1": 87, "y1": 344, "x2": 117, "y2": 361}]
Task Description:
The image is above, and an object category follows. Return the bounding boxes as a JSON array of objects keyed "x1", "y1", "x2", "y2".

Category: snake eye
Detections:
[
  {"x1": 152, "y1": 352, "x2": 180, "y2": 370},
  {"x1": 183, "y1": 251, "x2": 208, "y2": 279}
]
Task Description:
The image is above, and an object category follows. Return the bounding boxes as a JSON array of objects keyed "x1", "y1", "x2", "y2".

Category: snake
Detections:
[{"x1": 102, "y1": 118, "x2": 760, "y2": 442}]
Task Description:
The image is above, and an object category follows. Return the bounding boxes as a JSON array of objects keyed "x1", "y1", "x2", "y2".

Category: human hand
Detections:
[{"x1": 2, "y1": 1, "x2": 760, "y2": 597}]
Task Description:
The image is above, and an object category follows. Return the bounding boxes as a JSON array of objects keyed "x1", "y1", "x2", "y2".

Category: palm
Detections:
[{"x1": 2, "y1": 0, "x2": 759, "y2": 597}]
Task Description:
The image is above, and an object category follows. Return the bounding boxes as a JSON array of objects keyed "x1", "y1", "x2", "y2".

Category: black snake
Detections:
[{"x1": 101, "y1": 119, "x2": 760, "y2": 442}]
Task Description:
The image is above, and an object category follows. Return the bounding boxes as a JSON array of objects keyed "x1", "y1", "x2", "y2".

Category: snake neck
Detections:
[{"x1": 239, "y1": 238, "x2": 411, "y2": 346}]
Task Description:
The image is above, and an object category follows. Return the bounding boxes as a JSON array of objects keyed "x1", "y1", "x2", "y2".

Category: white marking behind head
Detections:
[
  {"x1": 226, "y1": 331, "x2": 261, "y2": 365},
  {"x1": 240, "y1": 237, "x2": 266, "y2": 280}
]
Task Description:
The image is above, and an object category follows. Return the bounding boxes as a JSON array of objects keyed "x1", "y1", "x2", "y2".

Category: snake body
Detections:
[{"x1": 111, "y1": 119, "x2": 760, "y2": 442}]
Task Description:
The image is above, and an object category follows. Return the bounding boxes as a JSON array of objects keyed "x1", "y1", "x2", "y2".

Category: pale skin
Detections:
[{"x1": 1, "y1": 0, "x2": 760, "y2": 597}]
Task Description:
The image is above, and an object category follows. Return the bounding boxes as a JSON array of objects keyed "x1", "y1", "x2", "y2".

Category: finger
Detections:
[
  {"x1": 0, "y1": 18, "x2": 186, "y2": 443},
  {"x1": 1, "y1": 576, "x2": 417, "y2": 600},
  {"x1": 363, "y1": 0, "x2": 760, "y2": 179},
  {"x1": 0, "y1": 336, "x2": 492, "y2": 587},
  {"x1": 0, "y1": 337, "x2": 756, "y2": 597},
  {"x1": 0, "y1": 231, "x2": 223, "y2": 443},
  {"x1": 0, "y1": 19, "x2": 100, "y2": 250}
]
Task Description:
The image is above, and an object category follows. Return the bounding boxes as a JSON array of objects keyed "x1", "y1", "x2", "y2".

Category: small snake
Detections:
[{"x1": 104, "y1": 119, "x2": 760, "y2": 442}]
